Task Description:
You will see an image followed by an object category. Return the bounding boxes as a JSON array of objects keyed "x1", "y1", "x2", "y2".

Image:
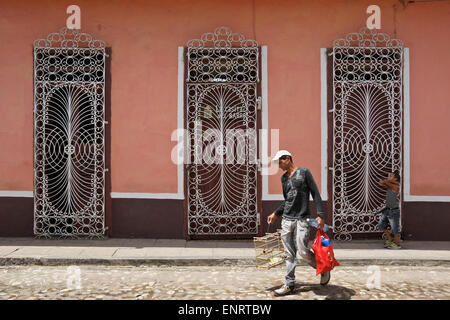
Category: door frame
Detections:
[
  {"x1": 325, "y1": 28, "x2": 405, "y2": 240},
  {"x1": 33, "y1": 28, "x2": 108, "y2": 238},
  {"x1": 181, "y1": 27, "x2": 263, "y2": 239}
]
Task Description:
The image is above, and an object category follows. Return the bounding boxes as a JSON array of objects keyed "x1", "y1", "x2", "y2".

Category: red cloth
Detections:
[{"x1": 311, "y1": 229, "x2": 340, "y2": 276}]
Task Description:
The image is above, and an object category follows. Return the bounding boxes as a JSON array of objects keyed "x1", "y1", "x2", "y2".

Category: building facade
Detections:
[{"x1": 0, "y1": 0, "x2": 449, "y2": 240}]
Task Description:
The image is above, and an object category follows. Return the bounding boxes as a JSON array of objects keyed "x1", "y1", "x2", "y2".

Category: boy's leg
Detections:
[
  {"x1": 378, "y1": 212, "x2": 391, "y2": 240},
  {"x1": 390, "y1": 209, "x2": 401, "y2": 245},
  {"x1": 387, "y1": 209, "x2": 402, "y2": 248},
  {"x1": 280, "y1": 219, "x2": 298, "y2": 288},
  {"x1": 383, "y1": 230, "x2": 393, "y2": 242}
]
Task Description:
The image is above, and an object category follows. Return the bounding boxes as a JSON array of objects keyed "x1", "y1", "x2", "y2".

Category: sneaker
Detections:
[
  {"x1": 384, "y1": 240, "x2": 394, "y2": 248},
  {"x1": 274, "y1": 284, "x2": 294, "y2": 296},
  {"x1": 320, "y1": 271, "x2": 331, "y2": 285},
  {"x1": 388, "y1": 242, "x2": 402, "y2": 250}
]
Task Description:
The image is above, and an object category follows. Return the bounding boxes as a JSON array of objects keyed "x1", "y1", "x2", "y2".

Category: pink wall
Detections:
[
  {"x1": 396, "y1": 2, "x2": 450, "y2": 195},
  {"x1": 0, "y1": 0, "x2": 449, "y2": 196}
]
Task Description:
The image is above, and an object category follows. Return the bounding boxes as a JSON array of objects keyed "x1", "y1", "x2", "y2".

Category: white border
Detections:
[
  {"x1": 261, "y1": 46, "x2": 328, "y2": 201},
  {"x1": 404, "y1": 47, "x2": 412, "y2": 200},
  {"x1": 261, "y1": 47, "x2": 325, "y2": 201},
  {"x1": 110, "y1": 192, "x2": 183, "y2": 199},
  {"x1": 261, "y1": 46, "x2": 283, "y2": 201},
  {"x1": 177, "y1": 46, "x2": 185, "y2": 198},
  {"x1": 110, "y1": 46, "x2": 185, "y2": 200},
  {"x1": 402, "y1": 48, "x2": 450, "y2": 202},
  {"x1": 320, "y1": 48, "x2": 328, "y2": 201},
  {"x1": 0, "y1": 191, "x2": 33, "y2": 197}
]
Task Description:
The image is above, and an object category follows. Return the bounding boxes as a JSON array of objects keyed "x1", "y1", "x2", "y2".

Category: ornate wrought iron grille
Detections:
[
  {"x1": 186, "y1": 27, "x2": 259, "y2": 236},
  {"x1": 332, "y1": 28, "x2": 403, "y2": 241},
  {"x1": 33, "y1": 28, "x2": 106, "y2": 238}
]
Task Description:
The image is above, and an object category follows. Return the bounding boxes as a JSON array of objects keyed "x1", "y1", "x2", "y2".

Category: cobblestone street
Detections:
[{"x1": 0, "y1": 264, "x2": 449, "y2": 300}]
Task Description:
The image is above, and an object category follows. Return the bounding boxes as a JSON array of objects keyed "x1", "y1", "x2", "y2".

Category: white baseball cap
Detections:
[{"x1": 271, "y1": 150, "x2": 292, "y2": 163}]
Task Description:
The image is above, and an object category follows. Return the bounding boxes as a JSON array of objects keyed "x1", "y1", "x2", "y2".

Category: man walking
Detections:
[{"x1": 267, "y1": 150, "x2": 330, "y2": 296}]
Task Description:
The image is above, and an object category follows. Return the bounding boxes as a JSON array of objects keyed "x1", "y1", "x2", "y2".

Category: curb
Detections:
[{"x1": 1, "y1": 257, "x2": 449, "y2": 267}]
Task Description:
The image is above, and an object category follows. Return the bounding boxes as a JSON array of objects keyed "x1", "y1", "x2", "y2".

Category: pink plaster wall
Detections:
[{"x1": 0, "y1": 0, "x2": 448, "y2": 196}]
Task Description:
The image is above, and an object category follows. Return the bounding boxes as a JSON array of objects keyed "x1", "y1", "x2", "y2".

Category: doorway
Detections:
[
  {"x1": 33, "y1": 28, "x2": 107, "y2": 238},
  {"x1": 184, "y1": 27, "x2": 261, "y2": 238},
  {"x1": 329, "y1": 28, "x2": 404, "y2": 240}
]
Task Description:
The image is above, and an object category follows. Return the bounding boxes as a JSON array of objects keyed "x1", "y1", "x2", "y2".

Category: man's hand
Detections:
[
  {"x1": 267, "y1": 213, "x2": 277, "y2": 225},
  {"x1": 316, "y1": 217, "x2": 325, "y2": 230}
]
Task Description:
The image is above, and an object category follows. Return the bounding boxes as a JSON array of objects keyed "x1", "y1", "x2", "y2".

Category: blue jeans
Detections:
[
  {"x1": 280, "y1": 218, "x2": 316, "y2": 288},
  {"x1": 378, "y1": 208, "x2": 400, "y2": 235}
]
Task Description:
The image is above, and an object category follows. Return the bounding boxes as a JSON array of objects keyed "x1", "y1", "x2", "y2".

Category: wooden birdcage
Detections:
[{"x1": 254, "y1": 229, "x2": 285, "y2": 269}]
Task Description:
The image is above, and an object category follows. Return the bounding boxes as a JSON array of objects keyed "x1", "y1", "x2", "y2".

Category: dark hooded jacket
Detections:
[{"x1": 275, "y1": 167, "x2": 325, "y2": 220}]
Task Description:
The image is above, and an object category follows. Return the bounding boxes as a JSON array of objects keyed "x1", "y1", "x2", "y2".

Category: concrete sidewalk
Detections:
[{"x1": 0, "y1": 238, "x2": 449, "y2": 266}]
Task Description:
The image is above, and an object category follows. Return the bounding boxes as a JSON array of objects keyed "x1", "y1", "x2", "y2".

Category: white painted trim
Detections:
[
  {"x1": 402, "y1": 48, "x2": 450, "y2": 202},
  {"x1": 263, "y1": 194, "x2": 284, "y2": 201},
  {"x1": 177, "y1": 46, "x2": 185, "y2": 199},
  {"x1": 110, "y1": 192, "x2": 184, "y2": 200},
  {"x1": 261, "y1": 45, "x2": 273, "y2": 201},
  {"x1": 321, "y1": 47, "x2": 450, "y2": 203},
  {"x1": 0, "y1": 191, "x2": 186, "y2": 200},
  {"x1": 320, "y1": 48, "x2": 328, "y2": 201},
  {"x1": 260, "y1": 46, "x2": 287, "y2": 201},
  {"x1": 403, "y1": 47, "x2": 412, "y2": 200},
  {"x1": 0, "y1": 191, "x2": 33, "y2": 197},
  {"x1": 261, "y1": 48, "x2": 328, "y2": 202},
  {"x1": 106, "y1": 47, "x2": 186, "y2": 201},
  {"x1": 404, "y1": 195, "x2": 450, "y2": 202},
  {"x1": 4, "y1": 50, "x2": 187, "y2": 202}
]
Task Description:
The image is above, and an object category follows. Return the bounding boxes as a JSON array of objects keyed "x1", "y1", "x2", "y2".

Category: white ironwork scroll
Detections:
[
  {"x1": 332, "y1": 28, "x2": 403, "y2": 240},
  {"x1": 186, "y1": 27, "x2": 259, "y2": 236},
  {"x1": 33, "y1": 28, "x2": 106, "y2": 238}
]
